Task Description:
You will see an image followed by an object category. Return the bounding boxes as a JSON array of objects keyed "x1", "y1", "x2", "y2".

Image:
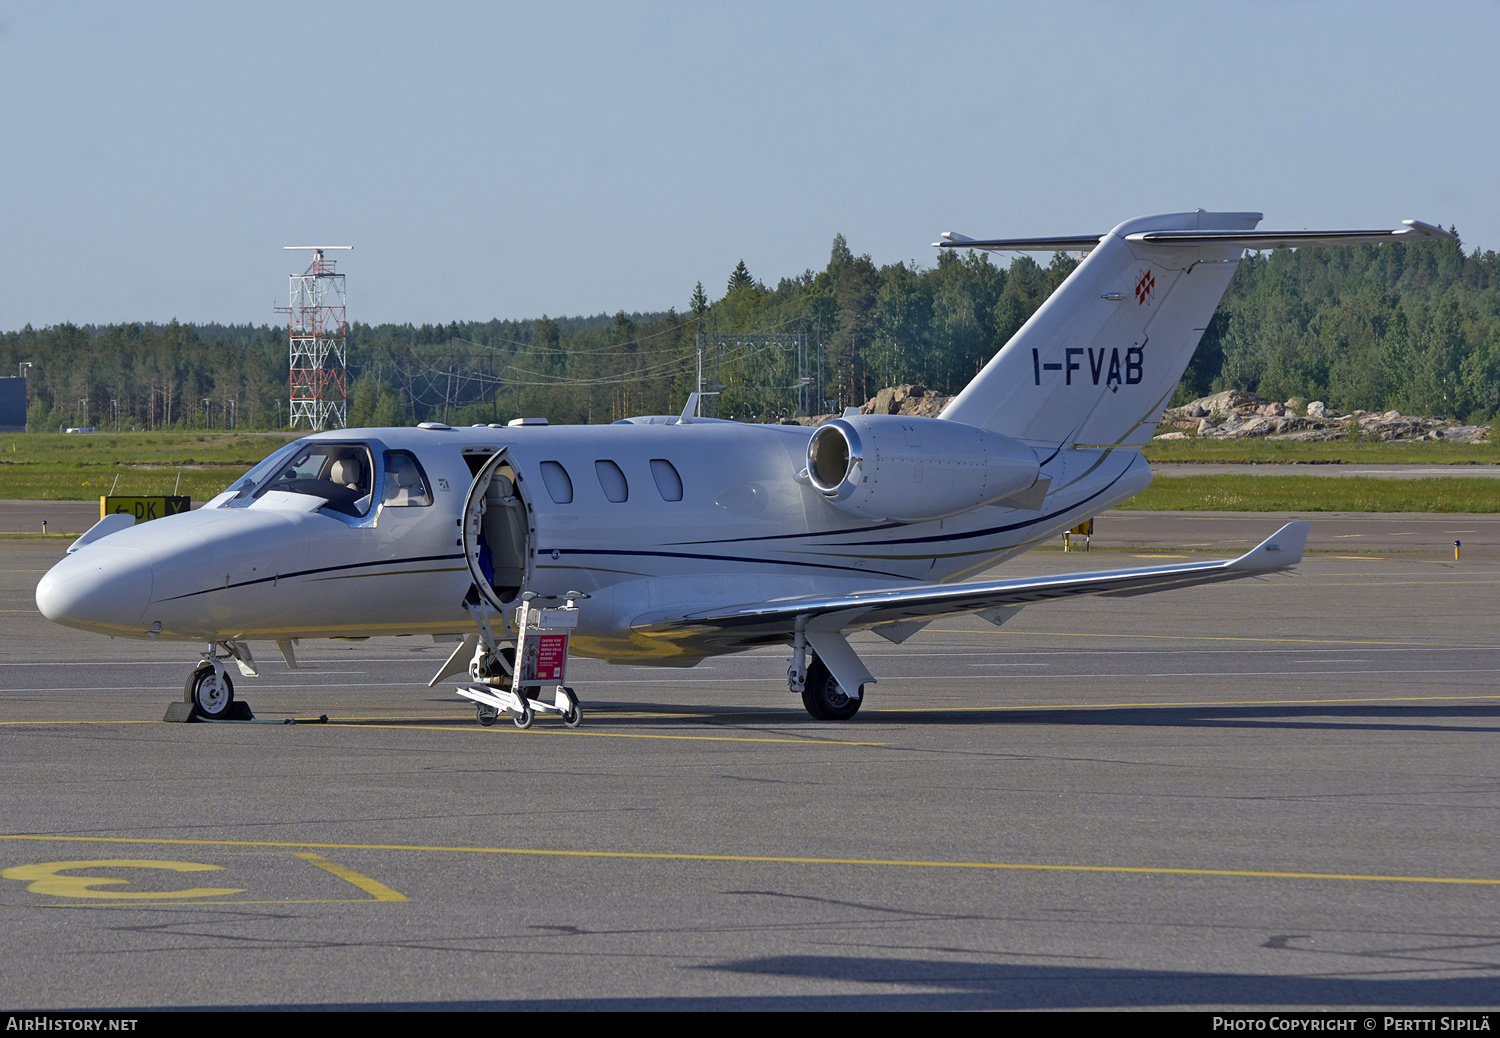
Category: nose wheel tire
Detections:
[
  {"x1": 187, "y1": 664, "x2": 235, "y2": 720},
  {"x1": 799, "y1": 657, "x2": 862, "y2": 721}
]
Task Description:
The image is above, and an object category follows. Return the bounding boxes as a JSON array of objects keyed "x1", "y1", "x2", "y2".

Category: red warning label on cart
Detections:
[{"x1": 519, "y1": 633, "x2": 569, "y2": 683}]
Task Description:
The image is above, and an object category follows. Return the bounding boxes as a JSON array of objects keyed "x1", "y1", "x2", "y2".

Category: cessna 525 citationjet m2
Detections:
[{"x1": 36, "y1": 211, "x2": 1454, "y2": 724}]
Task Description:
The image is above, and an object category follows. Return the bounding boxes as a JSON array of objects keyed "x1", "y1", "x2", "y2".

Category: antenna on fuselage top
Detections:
[{"x1": 679, "y1": 391, "x2": 719, "y2": 423}]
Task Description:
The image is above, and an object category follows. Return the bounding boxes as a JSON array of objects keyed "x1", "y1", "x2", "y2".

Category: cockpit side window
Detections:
[
  {"x1": 250, "y1": 443, "x2": 375, "y2": 518},
  {"x1": 381, "y1": 451, "x2": 433, "y2": 507}
]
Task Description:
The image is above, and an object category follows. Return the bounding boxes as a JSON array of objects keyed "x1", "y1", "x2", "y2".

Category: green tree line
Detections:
[{"x1": 3, "y1": 231, "x2": 1496, "y2": 431}]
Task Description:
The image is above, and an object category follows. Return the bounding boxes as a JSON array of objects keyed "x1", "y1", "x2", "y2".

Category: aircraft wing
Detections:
[{"x1": 631, "y1": 522, "x2": 1309, "y2": 651}]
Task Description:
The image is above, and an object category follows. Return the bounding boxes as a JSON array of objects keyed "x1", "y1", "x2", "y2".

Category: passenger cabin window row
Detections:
[{"x1": 537, "y1": 459, "x2": 683, "y2": 505}]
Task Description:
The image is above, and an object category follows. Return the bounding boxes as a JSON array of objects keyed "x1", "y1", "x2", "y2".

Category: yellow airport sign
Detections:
[{"x1": 100, "y1": 496, "x2": 191, "y2": 522}]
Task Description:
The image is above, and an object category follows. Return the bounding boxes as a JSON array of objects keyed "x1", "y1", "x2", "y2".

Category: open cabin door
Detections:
[{"x1": 461, "y1": 448, "x2": 533, "y2": 612}]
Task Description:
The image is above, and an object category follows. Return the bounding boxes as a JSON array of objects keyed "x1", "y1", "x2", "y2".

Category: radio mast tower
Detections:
[{"x1": 280, "y1": 245, "x2": 352, "y2": 430}]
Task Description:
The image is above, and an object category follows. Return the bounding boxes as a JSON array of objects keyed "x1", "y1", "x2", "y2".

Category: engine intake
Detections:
[{"x1": 806, "y1": 415, "x2": 1041, "y2": 521}]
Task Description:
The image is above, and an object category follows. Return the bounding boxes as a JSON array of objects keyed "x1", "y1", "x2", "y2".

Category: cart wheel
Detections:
[
  {"x1": 513, "y1": 704, "x2": 534, "y2": 729},
  {"x1": 475, "y1": 703, "x2": 499, "y2": 727},
  {"x1": 561, "y1": 688, "x2": 582, "y2": 728}
]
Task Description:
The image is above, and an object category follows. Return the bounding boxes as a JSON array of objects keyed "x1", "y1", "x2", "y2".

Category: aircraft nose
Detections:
[{"x1": 35, "y1": 546, "x2": 154, "y2": 633}]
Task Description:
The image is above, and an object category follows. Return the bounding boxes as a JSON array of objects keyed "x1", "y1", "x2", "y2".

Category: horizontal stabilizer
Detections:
[
  {"x1": 937, "y1": 231, "x2": 1105, "y2": 252},
  {"x1": 936, "y1": 220, "x2": 1453, "y2": 254},
  {"x1": 1127, "y1": 220, "x2": 1454, "y2": 250},
  {"x1": 633, "y1": 523, "x2": 1310, "y2": 644}
]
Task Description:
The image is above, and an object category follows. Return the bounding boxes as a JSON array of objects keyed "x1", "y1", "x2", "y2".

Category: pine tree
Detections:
[{"x1": 727, "y1": 261, "x2": 754, "y2": 293}]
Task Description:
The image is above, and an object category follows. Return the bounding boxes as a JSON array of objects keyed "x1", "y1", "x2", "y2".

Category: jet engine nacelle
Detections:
[{"x1": 805, "y1": 414, "x2": 1041, "y2": 521}]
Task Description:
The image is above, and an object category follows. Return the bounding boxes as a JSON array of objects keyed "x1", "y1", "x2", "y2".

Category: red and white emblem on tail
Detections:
[{"x1": 1134, "y1": 269, "x2": 1155, "y2": 305}]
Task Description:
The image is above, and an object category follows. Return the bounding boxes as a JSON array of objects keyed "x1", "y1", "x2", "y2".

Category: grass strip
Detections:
[
  {"x1": 1122, "y1": 475, "x2": 1500, "y2": 512},
  {"x1": 1142, "y1": 438, "x2": 1498, "y2": 464}
]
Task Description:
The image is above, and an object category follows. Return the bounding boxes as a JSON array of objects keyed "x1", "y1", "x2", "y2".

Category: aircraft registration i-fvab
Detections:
[{"x1": 35, "y1": 212, "x2": 1454, "y2": 725}]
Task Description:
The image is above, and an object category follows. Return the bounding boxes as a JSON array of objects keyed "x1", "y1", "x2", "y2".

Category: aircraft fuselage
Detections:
[{"x1": 35, "y1": 419, "x2": 1147, "y2": 663}]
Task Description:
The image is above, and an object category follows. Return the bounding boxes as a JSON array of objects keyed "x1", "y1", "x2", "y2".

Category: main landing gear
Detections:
[{"x1": 797, "y1": 657, "x2": 863, "y2": 721}]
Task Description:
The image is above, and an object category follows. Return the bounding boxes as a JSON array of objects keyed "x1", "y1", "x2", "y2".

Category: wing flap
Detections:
[{"x1": 632, "y1": 522, "x2": 1309, "y2": 642}]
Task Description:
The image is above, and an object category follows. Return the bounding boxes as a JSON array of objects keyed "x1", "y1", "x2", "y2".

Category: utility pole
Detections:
[{"x1": 18, "y1": 363, "x2": 31, "y2": 432}]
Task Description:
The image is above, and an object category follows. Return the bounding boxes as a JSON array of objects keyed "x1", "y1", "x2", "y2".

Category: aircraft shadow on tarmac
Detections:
[
  {"x1": 340, "y1": 700, "x2": 1500, "y2": 736},
  {"x1": 158, "y1": 957, "x2": 1500, "y2": 1009}
]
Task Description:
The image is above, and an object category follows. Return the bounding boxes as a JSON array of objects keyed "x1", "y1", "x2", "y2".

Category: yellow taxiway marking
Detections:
[
  {"x1": 322, "y1": 722, "x2": 885, "y2": 746},
  {"x1": 925, "y1": 629, "x2": 1493, "y2": 648},
  {"x1": 0, "y1": 851, "x2": 408, "y2": 905},
  {"x1": 0, "y1": 834, "x2": 1491, "y2": 887},
  {"x1": 293, "y1": 852, "x2": 408, "y2": 901},
  {"x1": 1319, "y1": 579, "x2": 1500, "y2": 585},
  {"x1": 0, "y1": 720, "x2": 167, "y2": 726},
  {"x1": 1, "y1": 859, "x2": 244, "y2": 900},
  {"x1": 0, "y1": 718, "x2": 882, "y2": 743},
  {"x1": 873, "y1": 693, "x2": 1500, "y2": 713}
]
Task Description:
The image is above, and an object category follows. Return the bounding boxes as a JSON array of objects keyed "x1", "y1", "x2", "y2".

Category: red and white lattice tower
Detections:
[{"x1": 280, "y1": 246, "x2": 351, "y2": 430}]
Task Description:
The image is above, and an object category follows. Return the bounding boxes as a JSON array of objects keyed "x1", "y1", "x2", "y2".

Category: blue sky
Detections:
[{"x1": 1, "y1": 2, "x2": 1493, "y2": 329}]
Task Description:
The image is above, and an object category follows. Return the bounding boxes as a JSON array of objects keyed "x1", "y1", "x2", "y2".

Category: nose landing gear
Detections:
[
  {"x1": 189, "y1": 662, "x2": 235, "y2": 719},
  {"x1": 164, "y1": 644, "x2": 257, "y2": 721}
]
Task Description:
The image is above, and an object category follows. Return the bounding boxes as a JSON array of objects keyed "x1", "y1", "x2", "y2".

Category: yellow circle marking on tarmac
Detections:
[
  {"x1": 0, "y1": 859, "x2": 245, "y2": 899},
  {"x1": 0, "y1": 835, "x2": 1492, "y2": 887}
]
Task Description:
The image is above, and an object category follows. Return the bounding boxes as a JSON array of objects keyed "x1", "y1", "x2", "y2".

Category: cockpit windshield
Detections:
[
  {"x1": 223, "y1": 441, "x2": 305, "y2": 503},
  {"x1": 227, "y1": 441, "x2": 376, "y2": 518}
]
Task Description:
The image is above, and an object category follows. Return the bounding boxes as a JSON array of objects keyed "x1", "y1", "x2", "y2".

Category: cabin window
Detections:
[
  {"x1": 595, "y1": 460, "x2": 628, "y2": 503},
  {"x1": 650, "y1": 458, "x2": 683, "y2": 502},
  {"x1": 381, "y1": 451, "x2": 433, "y2": 507},
  {"x1": 539, "y1": 461, "x2": 574, "y2": 504}
]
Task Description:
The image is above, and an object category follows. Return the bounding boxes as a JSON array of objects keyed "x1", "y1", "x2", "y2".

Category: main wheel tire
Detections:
[
  {"x1": 799, "y1": 657, "x2": 861, "y2": 721},
  {"x1": 187, "y1": 664, "x2": 235, "y2": 720}
]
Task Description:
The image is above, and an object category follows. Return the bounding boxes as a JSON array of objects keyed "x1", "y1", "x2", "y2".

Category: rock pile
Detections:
[
  {"x1": 791, "y1": 384, "x2": 955, "y2": 426},
  {"x1": 1155, "y1": 391, "x2": 1490, "y2": 444},
  {"x1": 859, "y1": 384, "x2": 952, "y2": 418},
  {"x1": 794, "y1": 384, "x2": 1491, "y2": 443},
  {"x1": 1152, "y1": 387, "x2": 1482, "y2": 441}
]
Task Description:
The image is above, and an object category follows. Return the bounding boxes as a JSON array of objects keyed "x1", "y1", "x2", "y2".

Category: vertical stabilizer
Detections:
[{"x1": 940, "y1": 211, "x2": 1260, "y2": 447}]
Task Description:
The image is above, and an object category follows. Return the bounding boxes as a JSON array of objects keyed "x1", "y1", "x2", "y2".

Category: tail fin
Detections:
[{"x1": 936, "y1": 212, "x2": 1453, "y2": 448}]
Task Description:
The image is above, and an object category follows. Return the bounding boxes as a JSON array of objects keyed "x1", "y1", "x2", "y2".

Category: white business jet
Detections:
[{"x1": 36, "y1": 212, "x2": 1453, "y2": 723}]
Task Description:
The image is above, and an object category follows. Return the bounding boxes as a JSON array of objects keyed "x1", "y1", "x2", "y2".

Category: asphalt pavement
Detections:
[{"x1": 1, "y1": 521, "x2": 1496, "y2": 1010}]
